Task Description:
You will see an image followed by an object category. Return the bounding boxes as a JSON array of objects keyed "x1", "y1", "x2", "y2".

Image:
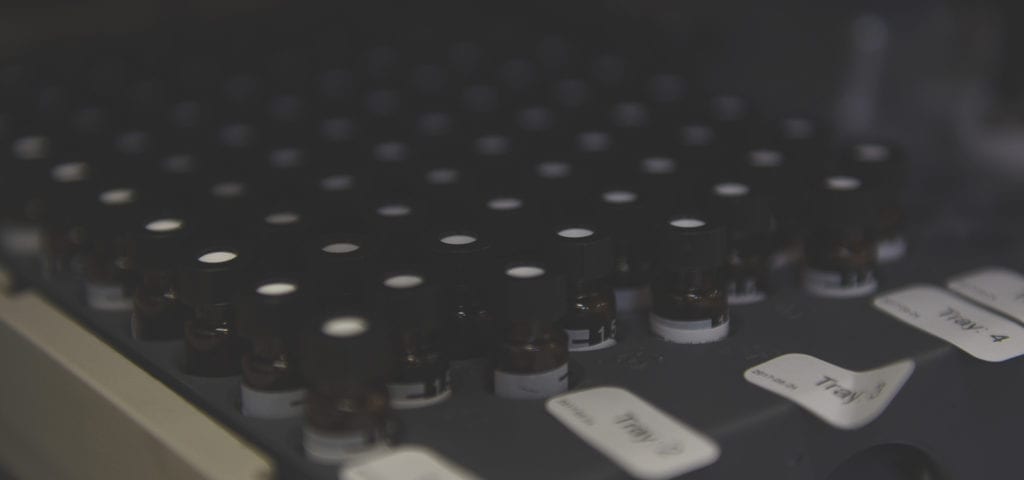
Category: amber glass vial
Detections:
[
  {"x1": 803, "y1": 175, "x2": 879, "y2": 298},
  {"x1": 492, "y1": 260, "x2": 570, "y2": 399},
  {"x1": 236, "y1": 277, "x2": 308, "y2": 419},
  {"x1": 177, "y1": 246, "x2": 247, "y2": 377},
  {"x1": 548, "y1": 224, "x2": 617, "y2": 351},
  {"x1": 128, "y1": 215, "x2": 194, "y2": 340},
  {"x1": 649, "y1": 216, "x2": 730, "y2": 344},
  {"x1": 846, "y1": 142, "x2": 908, "y2": 264},
  {"x1": 307, "y1": 232, "x2": 376, "y2": 310},
  {"x1": 83, "y1": 186, "x2": 141, "y2": 312},
  {"x1": 428, "y1": 229, "x2": 496, "y2": 360},
  {"x1": 301, "y1": 313, "x2": 396, "y2": 464},
  {"x1": 596, "y1": 188, "x2": 654, "y2": 313},
  {"x1": 708, "y1": 181, "x2": 774, "y2": 305},
  {"x1": 376, "y1": 271, "x2": 452, "y2": 408}
]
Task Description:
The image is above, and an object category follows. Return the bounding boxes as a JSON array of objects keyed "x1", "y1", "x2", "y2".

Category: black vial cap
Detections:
[
  {"x1": 90, "y1": 185, "x2": 143, "y2": 239},
  {"x1": 658, "y1": 215, "x2": 728, "y2": 271},
  {"x1": 128, "y1": 215, "x2": 189, "y2": 270},
  {"x1": 300, "y1": 311, "x2": 392, "y2": 385},
  {"x1": 374, "y1": 271, "x2": 439, "y2": 331},
  {"x1": 306, "y1": 232, "x2": 376, "y2": 289},
  {"x1": 493, "y1": 259, "x2": 567, "y2": 327},
  {"x1": 707, "y1": 181, "x2": 774, "y2": 238},
  {"x1": 810, "y1": 175, "x2": 879, "y2": 229},
  {"x1": 177, "y1": 245, "x2": 246, "y2": 307},
  {"x1": 236, "y1": 276, "x2": 306, "y2": 339},
  {"x1": 427, "y1": 229, "x2": 495, "y2": 285},
  {"x1": 844, "y1": 142, "x2": 908, "y2": 193},
  {"x1": 548, "y1": 224, "x2": 613, "y2": 282}
]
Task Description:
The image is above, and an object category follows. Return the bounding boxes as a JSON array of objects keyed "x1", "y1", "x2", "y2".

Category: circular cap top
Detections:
[
  {"x1": 550, "y1": 223, "x2": 613, "y2": 281},
  {"x1": 486, "y1": 196, "x2": 523, "y2": 211},
  {"x1": 659, "y1": 215, "x2": 728, "y2": 270},
  {"x1": 845, "y1": 141, "x2": 907, "y2": 191}
]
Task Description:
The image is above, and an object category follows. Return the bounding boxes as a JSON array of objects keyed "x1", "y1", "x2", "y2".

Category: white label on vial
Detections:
[
  {"x1": 876, "y1": 236, "x2": 908, "y2": 264},
  {"x1": 650, "y1": 314, "x2": 730, "y2": 344},
  {"x1": 948, "y1": 267, "x2": 1024, "y2": 324},
  {"x1": 240, "y1": 383, "x2": 306, "y2": 419},
  {"x1": 304, "y1": 426, "x2": 387, "y2": 465},
  {"x1": 803, "y1": 268, "x2": 877, "y2": 298},
  {"x1": 873, "y1": 285, "x2": 1024, "y2": 362},
  {"x1": 546, "y1": 386, "x2": 720, "y2": 480},
  {"x1": 387, "y1": 371, "x2": 452, "y2": 409},
  {"x1": 744, "y1": 353, "x2": 914, "y2": 430},
  {"x1": 494, "y1": 364, "x2": 568, "y2": 400},
  {"x1": 727, "y1": 278, "x2": 766, "y2": 305},
  {"x1": 84, "y1": 282, "x2": 132, "y2": 312},
  {"x1": 341, "y1": 446, "x2": 480, "y2": 480},
  {"x1": 566, "y1": 326, "x2": 617, "y2": 352},
  {"x1": 0, "y1": 225, "x2": 42, "y2": 255},
  {"x1": 614, "y1": 285, "x2": 651, "y2": 313}
]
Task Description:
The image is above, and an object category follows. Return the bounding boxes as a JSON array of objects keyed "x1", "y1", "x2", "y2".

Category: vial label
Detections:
[
  {"x1": 84, "y1": 281, "x2": 132, "y2": 312},
  {"x1": 744, "y1": 353, "x2": 915, "y2": 430},
  {"x1": 0, "y1": 225, "x2": 42, "y2": 256},
  {"x1": 341, "y1": 446, "x2": 480, "y2": 480},
  {"x1": 614, "y1": 285, "x2": 651, "y2": 313},
  {"x1": 546, "y1": 386, "x2": 720, "y2": 480},
  {"x1": 494, "y1": 363, "x2": 569, "y2": 399},
  {"x1": 873, "y1": 285, "x2": 1024, "y2": 362},
  {"x1": 240, "y1": 383, "x2": 306, "y2": 419},
  {"x1": 304, "y1": 425, "x2": 390, "y2": 465},
  {"x1": 387, "y1": 370, "x2": 452, "y2": 409},
  {"x1": 876, "y1": 236, "x2": 908, "y2": 264},
  {"x1": 949, "y1": 267, "x2": 1024, "y2": 323},
  {"x1": 566, "y1": 321, "x2": 617, "y2": 352},
  {"x1": 650, "y1": 313, "x2": 729, "y2": 344},
  {"x1": 802, "y1": 267, "x2": 877, "y2": 298},
  {"x1": 727, "y1": 278, "x2": 766, "y2": 305}
]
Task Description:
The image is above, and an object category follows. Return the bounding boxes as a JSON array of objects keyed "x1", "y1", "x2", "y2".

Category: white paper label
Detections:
[
  {"x1": 744, "y1": 353, "x2": 914, "y2": 430},
  {"x1": 304, "y1": 426, "x2": 386, "y2": 465},
  {"x1": 873, "y1": 285, "x2": 1024, "y2": 362},
  {"x1": 566, "y1": 321, "x2": 616, "y2": 352},
  {"x1": 614, "y1": 285, "x2": 651, "y2": 313},
  {"x1": 948, "y1": 267, "x2": 1024, "y2": 323},
  {"x1": 803, "y1": 268, "x2": 877, "y2": 298},
  {"x1": 341, "y1": 446, "x2": 479, "y2": 480},
  {"x1": 650, "y1": 314, "x2": 729, "y2": 344},
  {"x1": 84, "y1": 281, "x2": 132, "y2": 311},
  {"x1": 494, "y1": 364, "x2": 568, "y2": 400},
  {"x1": 240, "y1": 383, "x2": 306, "y2": 419},
  {"x1": 387, "y1": 371, "x2": 452, "y2": 409},
  {"x1": 546, "y1": 386, "x2": 720, "y2": 480}
]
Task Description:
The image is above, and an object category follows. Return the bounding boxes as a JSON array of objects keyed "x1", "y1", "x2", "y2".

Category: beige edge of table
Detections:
[{"x1": 0, "y1": 267, "x2": 275, "y2": 480}]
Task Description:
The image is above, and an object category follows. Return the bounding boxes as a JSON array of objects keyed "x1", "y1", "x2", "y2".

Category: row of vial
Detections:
[{"x1": 0, "y1": 146, "x2": 905, "y2": 465}]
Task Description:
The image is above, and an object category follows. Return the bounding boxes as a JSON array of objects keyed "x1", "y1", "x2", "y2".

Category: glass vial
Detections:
[
  {"x1": 650, "y1": 216, "x2": 730, "y2": 344},
  {"x1": 428, "y1": 229, "x2": 496, "y2": 360},
  {"x1": 301, "y1": 313, "x2": 396, "y2": 464},
  {"x1": 41, "y1": 161, "x2": 94, "y2": 275},
  {"x1": 177, "y1": 246, "x2": 247, "y2": 377},
  {"x1": 492, "y1": 260, "x2": 569, "y2": 399},
  {"x1": 376, "y1": 271, "x2": 452, "y2": 409},
  {"x1": 237, "y1": 277, "x2": 307, "y2": 419},
  {"x1": 548, "y1": 224, "x2": 617, "y2": 351},
  {"x1": 846, "y1": 142, "x2": 908, "y2": 263},
  {"x1": 708, "y1": 181, "x2": 774, "y2": 305},
  {"x1": 803, "y1": 175, "x2": 879, "y2": 298},
  {"x1": 596, "y1": 188, "x2": 653, "y2": 313},
  {"x1": 83, "y1": 186, "x2": 140, "y2": 311},
  {"x1": 128, "y1": 215, "x2": 194, "y2": 340}
]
